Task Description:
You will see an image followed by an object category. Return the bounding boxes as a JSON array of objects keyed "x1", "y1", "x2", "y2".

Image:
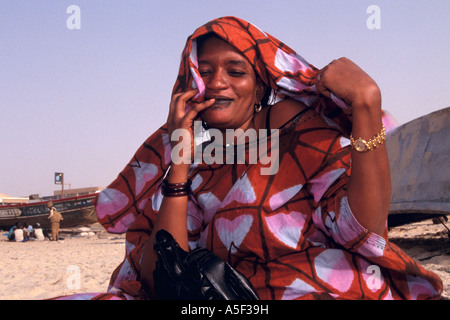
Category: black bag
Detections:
[{"x1": 153, "y1": 229, "x2": 259, "y2": 300}]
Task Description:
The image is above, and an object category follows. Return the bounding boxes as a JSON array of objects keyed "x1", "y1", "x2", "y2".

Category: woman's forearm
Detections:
[
  {"x1": 140, "y1": 163, "x2": 190, "y2": 297},
  {"x1": 140, "y1": 87, "x2": 214, "y2": 296},
  {"x1": 347, "y1": 93, "x2": 391, "y2": 236}
]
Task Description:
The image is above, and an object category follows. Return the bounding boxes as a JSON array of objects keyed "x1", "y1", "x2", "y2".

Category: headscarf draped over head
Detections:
[{"x1": 173, "y1": 16, "x2": 352, "y2": 135}]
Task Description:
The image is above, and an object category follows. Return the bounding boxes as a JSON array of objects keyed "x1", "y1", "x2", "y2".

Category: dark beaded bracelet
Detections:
[{"x1": 161, "y1": 179, "x2": 192, "y2": 197}]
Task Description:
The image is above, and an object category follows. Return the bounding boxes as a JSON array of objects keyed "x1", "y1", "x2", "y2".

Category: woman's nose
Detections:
[{"x1": 207, "y1": 70, "x2": 228, "y2": 90}]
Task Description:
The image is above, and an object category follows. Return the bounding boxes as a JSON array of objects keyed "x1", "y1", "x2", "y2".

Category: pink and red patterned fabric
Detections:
[{"x1": 94, "y1": 16, "x2": 442, "y2": 300}]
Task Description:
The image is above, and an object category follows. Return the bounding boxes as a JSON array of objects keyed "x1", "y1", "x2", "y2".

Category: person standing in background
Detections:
[{"x1": 47, "y1": 202, "x2": 63, "y2": 241}]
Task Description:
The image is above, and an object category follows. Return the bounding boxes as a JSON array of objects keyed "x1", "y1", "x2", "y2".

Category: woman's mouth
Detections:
[{"x1": 209, "y1": 97, "x2": 233, "y2": 109}]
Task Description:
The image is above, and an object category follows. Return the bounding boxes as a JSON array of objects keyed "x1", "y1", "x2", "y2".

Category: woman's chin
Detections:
[{"x1": 201, "y1": 110, "x2": 232, "y2": 128}]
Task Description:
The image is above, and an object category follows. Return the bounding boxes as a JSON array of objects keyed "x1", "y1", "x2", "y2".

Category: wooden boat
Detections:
[
  {"x1": 386, "y1": 107, "x2": 450, "y2": 227},
  {"x1": 0, "y1": 194, "x2": 98, "y2": 229}
]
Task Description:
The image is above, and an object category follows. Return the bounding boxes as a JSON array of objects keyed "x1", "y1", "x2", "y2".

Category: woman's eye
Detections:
[
  {"x1": 199, "y1": 70, "x2": 211, "y2": 76},
  {"x1": 228, "y1": 70, "x2": 245, "y2": 77}
]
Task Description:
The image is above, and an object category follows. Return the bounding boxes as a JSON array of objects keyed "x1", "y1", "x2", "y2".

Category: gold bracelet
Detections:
[{"x1": 350, "y1": 125, "x2": 386, "y2": 152}]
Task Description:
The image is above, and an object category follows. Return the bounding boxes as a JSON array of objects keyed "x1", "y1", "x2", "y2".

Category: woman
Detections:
[{"x1": 94, "y1": 16, "x2": 442, "y2": 300}]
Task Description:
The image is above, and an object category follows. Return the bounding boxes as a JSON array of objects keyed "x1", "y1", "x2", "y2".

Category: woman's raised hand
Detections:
[
  {"x1": 316, "y1": 57, "x2": 381, "y2": 111},
  {"x1": 166, "y1": 89, "x2": 215, "y2": 164}
]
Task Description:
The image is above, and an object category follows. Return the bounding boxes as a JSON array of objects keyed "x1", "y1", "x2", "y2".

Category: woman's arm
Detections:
[
  {"x1": 140, "y1": 90, "x2": 215, "y2": 297},
  {"x1": 316, "y1": 58, "x2": 390, "y2": 236},
  {"x1": 139, "y1": 163, "x2": 190, "y2": 297}
]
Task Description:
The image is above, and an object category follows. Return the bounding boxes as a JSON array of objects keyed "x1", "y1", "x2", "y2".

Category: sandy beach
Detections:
[
  {"x1": 0, "y1": 223, "x2": 126, "y2": 300},
  {"x1": 1, "y1": 218, "x2": 449, "y2": 300},
  {"x1": 388, "y1": 216, "x2": 450, "y2": 300}
]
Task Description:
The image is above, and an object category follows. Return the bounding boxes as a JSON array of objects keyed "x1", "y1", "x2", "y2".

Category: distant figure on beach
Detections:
[
  {"x1": 23, "y1": 222, "x2": 30, "y2": 240},
  {"x1": 33, "y1": 223, "x2": 45, "y2": 241},
  {"x1": 13, "y1": 223, "x2": 25, "y2": 242},
  {"x1": 6, "y1": 222, "x2": 18, "y2": 241},
  {"x1": 47, "y1": 202, "x2": 63, "y2": 241},
  {"x1": 27, "y1": 223, "x2": 34, "y2": 237}
]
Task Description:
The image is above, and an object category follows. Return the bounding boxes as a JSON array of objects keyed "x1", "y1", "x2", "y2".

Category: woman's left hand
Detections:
[{"x1": 316, "y1": 57, "x2": 381, "y2": 110}]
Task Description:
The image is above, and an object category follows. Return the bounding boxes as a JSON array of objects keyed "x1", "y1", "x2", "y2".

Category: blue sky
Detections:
[{"x1": 1, "y1": 0, "x2": 449, "y2": 197}]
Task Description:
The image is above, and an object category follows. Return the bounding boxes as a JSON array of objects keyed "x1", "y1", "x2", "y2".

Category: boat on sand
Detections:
[
  {"x1": 386, "y1": 107, "x2": 450, "y2": 227},
  {"x1": 0, "y1": 194, "x2": 97, "y2": 229}
]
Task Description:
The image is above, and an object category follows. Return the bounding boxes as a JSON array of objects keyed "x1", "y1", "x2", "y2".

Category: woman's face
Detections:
[{"x1": 197, "y1": 36, "x2": 263, "y2": 131}]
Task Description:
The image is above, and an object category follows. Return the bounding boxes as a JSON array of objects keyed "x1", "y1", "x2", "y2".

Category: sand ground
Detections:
[
  {"x1": 388, "y1": 216, "x2": 449, "y2": 300},
  {"x1": 0, "y1": 223, "x2": 125, "y2": 300},
  {"x1": 1, "y1": 218, "x2": 448, "y2": 300}
]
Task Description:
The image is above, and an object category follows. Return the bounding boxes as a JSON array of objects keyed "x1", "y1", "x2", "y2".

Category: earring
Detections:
[{"x1": 254, "y1": 102, "x2": 262, "y2": 113}]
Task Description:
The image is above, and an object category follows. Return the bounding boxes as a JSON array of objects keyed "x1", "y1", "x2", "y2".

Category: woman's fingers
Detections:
[
  {"x1": 169, "y1": 89, "x2": 199, "y2": 118},
  {"x1": 183, "y1": 98, "x2": 215, "y2": 123},
  {"x1": 315, "y1": 68, "x2": 332, "y2": 99},
  {"x1": 166, "y1": 92, "x2": 215, "y2": 163},
  {"x1": 167, "y1": 90, "x2": 216, "y2": 138}
]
